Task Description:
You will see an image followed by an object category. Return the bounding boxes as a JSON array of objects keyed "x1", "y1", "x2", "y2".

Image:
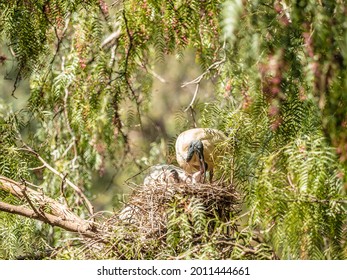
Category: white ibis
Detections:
[
  {"x1": 143, "y1": 164, "x2": 199, "y2": 186},
  {"x1": 175, "y1": 128, "x2": 226, "y2": 183},
  {"x1": 118, "y1": 205, "x2": 139, "y2": 223},
  {"x1": 119, "y1": 164, "x2": 199, "y2": 223}
]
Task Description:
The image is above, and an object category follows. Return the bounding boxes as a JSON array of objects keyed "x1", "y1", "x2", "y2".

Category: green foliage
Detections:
[
  {"x1": 0, "y1": 108, "x2": 31, "y2": 180},
  {"x1": 0, "y1": 187, "x2": 50, "y2": 259},
  {"x1": 123, "y1": 0, "x2": 221, "y2": 65},
  {"x1": 0, "y1": 0, "x2": 347, "y2": 260},
  {"x1": 0, "y1": 0, "x2": 97, "y2": 77},
  {"x1": 212, "y1": 0, "x2": 347, "y2": 259},
  {"x1": 0, "y1": 211, "x2": 48, "y2": 259}
]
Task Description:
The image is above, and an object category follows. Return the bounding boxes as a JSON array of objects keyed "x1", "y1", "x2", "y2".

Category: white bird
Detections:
[
  {"x1": 175, "y1": 128, "x2": 226, "y2": 183},
  {"x1": 143, "y1": 164, "x2": 199, "y2": 186},
  {"x1": 120, "y1": 164, "x2": 199, "y2": 223},
  {"x1": 118, "y1": 205, "x2": 139, "y2": 223}
]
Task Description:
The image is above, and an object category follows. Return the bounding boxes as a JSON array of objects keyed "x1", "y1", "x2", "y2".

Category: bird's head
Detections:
[
  {"x1": 186, "y1": 140, "x2": 204, "y2": 162},
  {"x1": 168, "y1": 169, "x2": 180, "y2": 183}
]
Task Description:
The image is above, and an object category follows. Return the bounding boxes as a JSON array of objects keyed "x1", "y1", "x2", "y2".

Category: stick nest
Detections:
[
  {"x1": 75, "y1": 181, "x2": 256, "y2": 259},
  {"x1": 111, "y1": 181, "x2": 240, "y2": 236},
  {"x1": 63, "y1": 181, "x2": 276, "y2": 260}
]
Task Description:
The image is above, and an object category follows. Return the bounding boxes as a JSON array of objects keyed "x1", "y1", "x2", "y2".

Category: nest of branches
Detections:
[
  {"x1": 75, "y1": 181, "x2": 276, "y2": 259},
  {"x1": 0, "y1": 174, "x2": 276, "y2": 259},
  {"x1": 112, "y1": 181, "x2": 240, "y2": 236}
]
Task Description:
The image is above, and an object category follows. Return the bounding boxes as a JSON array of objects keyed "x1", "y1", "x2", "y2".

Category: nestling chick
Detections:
[{"x1": 143, "y1": 164, "x2": 199, "y2": 186}]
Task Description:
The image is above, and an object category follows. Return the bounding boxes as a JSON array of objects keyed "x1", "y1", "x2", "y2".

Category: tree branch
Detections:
[
  {"x1": 0, "y1": 176, "x2": 98, "y2": 238},
  {"x1": 0, "y1": 176, "x2": 89, "y2": 223},
  {"x1": 18, "y1": 144, "x2": 94, "y2": 216},
  {"x1": 0, "y1": 201, "x2": 96, "y2": 239},
  {"x1": 182, "y1": 58, "x2": 226, "y2": 112}
]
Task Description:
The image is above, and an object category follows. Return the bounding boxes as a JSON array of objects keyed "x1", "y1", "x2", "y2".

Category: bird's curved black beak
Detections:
[{"x1": 186, "y1": 140, "x2": 207, "y2": 183}]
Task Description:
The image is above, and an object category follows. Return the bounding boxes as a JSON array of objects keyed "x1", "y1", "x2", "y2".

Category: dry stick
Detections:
[
  {"x1": 189, "y1": 106, "x2": 197, "y2": 128},
  {"x1": 101, "y1": 29, "x2": 121, "y2": 50},
  {"x1": 181, "y1": 58, "x2": 226, "y2": 112},
  {"x1": 20, "y1": 178, "x2": 42, "y2": 190},
  {"x1": 0, "y1": 176, "x2": 99, "y2": 238},
  {"x1": 0, "y1": 176, "x2": 90, "y2": 224},
  {"x1": 60, "y1": 173, "x2": 70, "y2": 208},
  {"x1": 18, "y1": 145, "x2": 94, "y2": 216},
  {"x1": 147, "y1": 68, "x2": 167, "y2": 83},
  {"x1": 140, "y1": 62, "x2": 167, "y2": 83},
  {"x1": 183, "y1": 83, "x2": 199, "y2": 113},
  {"x1": 20, "y1": 182, "x2": 42, "y2": 217}
]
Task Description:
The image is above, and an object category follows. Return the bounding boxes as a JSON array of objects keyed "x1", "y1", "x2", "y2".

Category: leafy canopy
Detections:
[{"x1": 0, "y1": 0, "x2": 346, "y2": 259}]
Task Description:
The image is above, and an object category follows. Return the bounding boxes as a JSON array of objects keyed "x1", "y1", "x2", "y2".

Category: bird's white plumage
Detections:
[
  {"x1": 118, "y1": 205, "x2": 139, "y2": 223},
  {"x1": 120, "y1": 164, "x2": 200, "y2": 223},
  {"x1": 143, "y1": 164, "x2": 199, "y2": 186}
]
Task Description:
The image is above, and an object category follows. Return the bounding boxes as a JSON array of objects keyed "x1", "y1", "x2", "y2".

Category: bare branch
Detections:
[
  {"x1": 101, "y1": 29, "x2": 121, "y2": 49},
  {"x1": 18, "y1": 144, "x2": 94, "y2": 216},
  {"x1": 0, "y1": 176, "x2": 88, "y2": 223},
  {"x1": 184, "y1": 83, "x2": 199, "y2": 112},
  {"x1": 63, "y1": 87, "x2": 78, "y2": 169},
  {"x1": 181, "y1": 58, "x2": 226, "y2": 88},
  {"x1": 28, "y1": 165, "x2": 45, "y2": 171},
  {"x1": 20, "y1": 181, "x2": 42, "y2": 218},
  {"x1": 0, "y1": 201, "x2": 96, "y2": 239},
  {"x1": 0, "y1": 176, "x2": 98, "y2": 238},
  {"x1": 181, "y1": 58, "x2": 226, "y2": 111}
]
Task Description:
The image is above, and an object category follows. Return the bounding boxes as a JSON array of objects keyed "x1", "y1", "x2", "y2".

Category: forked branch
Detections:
[
  {"x1": 18, "y1": 144, "x2": 94, "y2": 216},
  {"x1": 0, "y1": 176, "x2": 98, "y2": 238}
]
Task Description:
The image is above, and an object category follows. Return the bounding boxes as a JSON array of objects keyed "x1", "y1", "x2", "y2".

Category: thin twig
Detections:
[
  {"x1": 20, "y1": 179, "x2": 43, "y2": 218},
  {"x1": 60, "y1": 173, "x2": 70, "y2": 207},
  {"x1": 18, "y1": 144, "x2": 94, "y2": 216},
  {"x1": 181, "y1": 58, "x2": 226, "y2": 87},
  {"x1": 182, "y1": 58, "x2": 226, "y2": 111},
  {"x1": 189, "y1": 106, "x2": 197, "y2": 127},
  {"x1": 28, "y1": 165, "x2": 45, "y2": 171},
  {"x1": 184, "y1": 83, "x2": 199, "y2": 112}
]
